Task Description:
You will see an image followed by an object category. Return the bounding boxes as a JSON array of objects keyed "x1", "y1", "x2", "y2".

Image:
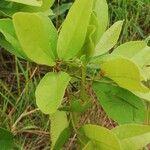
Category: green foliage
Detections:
[
  {"x1": 93, "y1": 0, "x2": 108, "y2": 41},
  {"x1": 94, "y1": 20, "x2": 123, "y2": 56},
  {"x1": 81, "y1": 124, "x2": 122, "y2": 150},
  {"x1": 35, "y1": 72, "x2": 70, "y2": 114},
  {"x1": 0, "y1": 128, "x2": 13, "y2": 150},
  {"x1": 6, "y1": 0, "x2": 43, "y2": 6},
  {"x1": 57, "y1": 0, "x2": 94, "y2": 60},
  {"x1": 112, "y1": 41, "x2": 150, "y2": 80},
  {"x1": 0, "y1": 0, "x2": 150, "y2": 149},
  {"x1": 93, "y1": 82, "x2": 146, "y2": 124},
  {"x1": 0, "y1": 18, "x2": 27, "y2": 58},
  {"x1": 50, "y1": 111, "x2": 70, "y2": 150},
  {"x1": 13, "y1": 12, "x2": 57, "y2": 66},
  {"x1": 81, "y1": 124, "x2": 150, "y2": 150},
  {"x1": 100, "y1": 56, "x2": 149, "y2": 92},
  {"x1": 112, "y1": 124, "x2": 150, "y2": 150},
  {"x1": 0, "y1": 0, "x2": 54, "y2": 17}
]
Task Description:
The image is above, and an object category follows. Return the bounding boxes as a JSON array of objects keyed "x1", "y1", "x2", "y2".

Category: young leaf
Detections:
[
  {"x1": 0, "y1": 128, "x2": 14, "y2": 150},
  {"x1": 50, "y1": 111, "x2": 70, "y2": 150},
  {"x1": 35, "y1": 72, "x2": 71, "y2": 114},
  {"x1": 13, "y1": 12, "x2": 58, "y2": 66},
  {"x1": 57, "y1": 0, "x2": 94, "y2": 60},
  {"x1": 81, "y1": 13, "x2": 98, "y2": 57},
  {"x1": 112, "y1": 41, "x2": 150, "y2": 80},
  {"x1": 112, "y1": 41, "x2": 147, "y2": 59},
  {"x1": 6, "y1": 0, "x2": 43, "y2": 7},
  {"x1": 93, "y1": 0, "x2": 109, "y2": 41},
  {"x1": 112, "y1": 124, "x2": 150, "y2": 150},
  {"x1": 112, "y1": 41, "x2": 150, "y2": 66},
  {"x1": 81, "y1": 124, "x2": 122, "y2": 150},
  {"x1": 94, "y1": 21, "x2": 123, "y2": 57},
  {"x1": 93, "y1": 82, "x2": 146, "y2": 124},
  {"x1": 0, "y1": 18, "x2": 27, "y2": 58},
  {"x1": 100, "y1": 56, "x2": 149, "y2": 92}
]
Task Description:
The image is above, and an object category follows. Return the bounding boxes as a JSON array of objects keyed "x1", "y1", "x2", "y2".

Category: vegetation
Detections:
[{"x1": 0, "y1": 0, "x2": 150, "y2": 149}]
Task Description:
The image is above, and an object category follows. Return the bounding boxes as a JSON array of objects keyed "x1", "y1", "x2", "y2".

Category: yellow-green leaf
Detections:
[
  {"x1": 40, "y1": 0, "x2": 54, "y2": 11},
  {"x1": 100, "y1": 56, "x2": 149, "y2": 92},
  {"x1": 0, "y1": 18, "x2": 27, "y2": 58},
  {"x1": 112, "y1": 41, "x2": 147, "y2": 59},
  {"x1": 22, "y1": 0, "x2": 55, "y2": 13},
  {"x1": 133, "y1": 91, "x2": 150, "y2": 102},
  {"x1": 112, "y1": 124, "x2": 150, "y2": 150},
  {"x1": 93, "y1": 0, "x2": 108, "y2": 41},
  {"x1": 6, "y1": 0, "x2": 42, "y2": 7},
  {"x1": 81, "y1": 12, "x2": 98, "y2": 57},
  {"x1": 50, "y1": 110, "x2": 69, "y2": 149},
  {"x1": 13, "y1": 12, "x2": 58, "y2": 66},
  {"x1": 82, "y1": 124, "x2": 122, "y2": 150},
  {"x1": 94, "y1": 21, "x2": 123, "y2": 57},
  {"x1": 57, "y1": 0, "x2": 94, "y2": 60},
  {"x1": 82, "y1": 141, "x2": 93, "y2": 150},
  {"x1": 112, "y1": 41, "x2": 150, "y2": 80},
  {"x1": 35, "y1": 72, "x2": 71, "y2": 114}
]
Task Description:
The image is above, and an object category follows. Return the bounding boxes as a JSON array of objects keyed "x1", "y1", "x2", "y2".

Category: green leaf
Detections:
[
  {"x1": 82, "y1": 141, "x2": 93, "y2": 150},
  {"x1": 13, "y1": 12, "x2": 58, "y2": 66},
  {"x1": 50, "y1": 111, "x2": 69, "y2": 150},
  {"x1": 94, "y1": 21, "x2": 123, "y2": 57},
  {"x1": 82, "y1": 124, "x2": 122, "y2": 150},
  {"x1": 6, "y1": 0, "x2": 43, "y2": 7},
  {"x1": 35, "y1": 72, "x2": 71, "y2": 114},
  {"x1": 81, "y1": 12, "x2": 99, "y2": 57},
  {"x1": 70, "y1": 100, "x2": 91, "y2": 113},
  {"x1": 93, "y1": 82, "x2": 146, "y2": 124},
  {"x1": 22, "y1": 0, "x2": 55, "y2": 13},
  {"x1": 132, "y1": 91, "x2": 150, "y2": 102},
  {"x1": 0, "y1": 18, "x2": 27, "y2": 58},
  {"x1": 100, "y1": 56, "x2": 149, "y2": 92},
  {"x1": 93, "y1": 0, "x2": 108, "y2": 41},
  {"x1": 112, "y1": 124, "x2": 150, "y2": 150},
  {"x1": 40, "y1": 0, "x2": 54, "y2": 11},
  {"x1": 57, "y1": 0, "x2": 94, "y2": 60},
  {"x1": 0, "y1": 35, "x2": 20, "y2": 56},
  {"x1": 112, "y1": 41, "x2": 150, "y2": 80},
  {"x1": 0, "y1": 128, "x2": 13, "y2": 150},
  {"x1": 112, "y1": 41, "x2": 147, "y2": 59}
]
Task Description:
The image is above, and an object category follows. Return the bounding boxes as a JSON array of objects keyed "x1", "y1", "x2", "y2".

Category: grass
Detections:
[{"x1": 0, "y1": 0, "x2": 150, "y2": 149}]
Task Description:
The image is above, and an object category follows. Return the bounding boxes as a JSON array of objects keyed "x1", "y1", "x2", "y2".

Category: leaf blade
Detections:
[
  {"x1": 100, "y1": 56, "x2": 149, "y2": 92},
  {"x1": 13, "y1": 12, "x2": 57, "y2": 66},
  {"x1": 57, "y1": 0, "x2": 94, "y2": 60},
  {"x1": 50, "y1": 110, "x2": 70, "y2": 149},
  {"x1": 6, "y1": 0, "x2": 43, "y2": 7},
  {"x1": 94, "y1": 21, "x2": 123, "y2": 57},
  {"x1": 93, "y1": 82, "x2": 146, "y2": 124},
  {"x1": 112, "y1": 124, "x2": 150, "y2": 150},
  {"x1": 94, "y1": 0, "x2": 108, "y2": 41},
  {"x1": 35, "y1": 72, "x2": 71, "y2": 114},
  {"x1": 0, "y1": 128, "x2": 13, "y2": 150},
  {"x1": 82, "y1": 124, "x2": 122, "y2": 150},
  {"x1": 0, "y1": 18, "x2": 27, "y2": 58}
]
